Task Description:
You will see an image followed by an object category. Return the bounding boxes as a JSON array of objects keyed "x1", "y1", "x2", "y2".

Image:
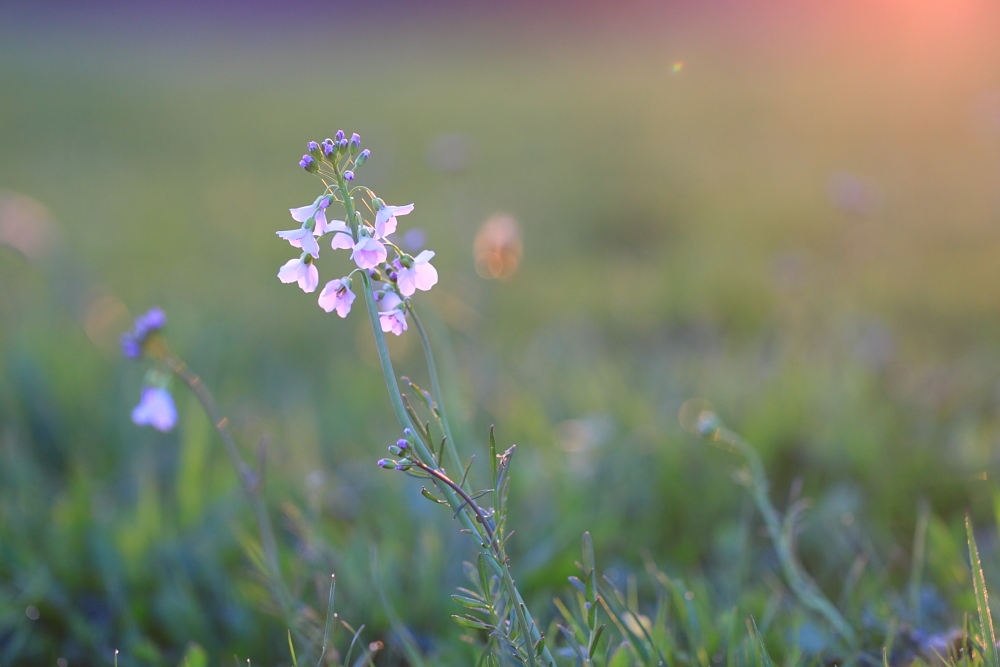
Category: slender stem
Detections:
[
  {"x1": 409, "y1": 306, "x2": 462, "y2": 476},
  {"x1": 711, "y1": 427, "x2": 858, "y2": 649},
  {"x1": 154, "y1": 345, "x2": 308, "y2": 652},
  {"x1": 336, "y1": 169, "x2": 552, "y2": 666}
]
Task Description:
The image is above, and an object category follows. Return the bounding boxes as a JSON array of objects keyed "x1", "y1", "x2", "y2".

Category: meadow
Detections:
[{"x1": 2, "y1": 2, "x2": 1000, "y2": 664}]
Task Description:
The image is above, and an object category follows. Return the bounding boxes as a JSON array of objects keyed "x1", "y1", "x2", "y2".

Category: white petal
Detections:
[
  {"x1": 299, "y1": 263, "x2": 319, "y2": 293},
  {"x1": 289, "y1": 203, "x2": 316, "y2": 223},
  {"x1": 413, "y1": 249, "x2": 436, "y2": 264},
  {"x1": 413, "y1": 263, "x2": 438, "y2": 291},
  {"x1": 277, "y1": 258, "x2": 303, "y2": 283},
  {"x1": 396, "y1": 268, "x2": 416, "y2": 297}
]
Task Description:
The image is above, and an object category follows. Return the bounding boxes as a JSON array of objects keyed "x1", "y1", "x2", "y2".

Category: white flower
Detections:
[
  {"x1": 350, "y1": 234, "x2": 387, "y2": 270},
  {"x1": 378, "y1": 292, "x2": 407, "y2": 335},
  {"x1": 278, "y1": 256, "x2": 319, "y2": 293},
  {"x1": 374, "y1": 203, "x2": 414, "y2": 239},
  {"x1": 276, "y1": 227, "x2": 320, "y2": 258},
  {"x1": 396, "y1": 250, "x2": 438, "y2": 297},
  {"x1": 318, "y1": 278, "x2": 356, "y2": 317},
  {"x1": 289, "y1": 195, "x2": 332, "y2": 228},
  {"x1": 325, "y1": 219, "x2": 355, "y2": 250}
]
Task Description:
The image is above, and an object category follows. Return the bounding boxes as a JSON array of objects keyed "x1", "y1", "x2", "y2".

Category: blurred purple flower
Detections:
[
  {"x1": 121, "y1": 307, "x2": 166, "y2": 359},
  {"x1": 131, "y1": 386, "x2": 177, "y2": 432}
]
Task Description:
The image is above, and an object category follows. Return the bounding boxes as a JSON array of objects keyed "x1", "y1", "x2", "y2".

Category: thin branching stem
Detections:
[
  {"x1": 153, "y1": 343, "x2": 309, "y2": 654},
  {"x1": 708, "y1": 426, "x2": 858, "y2": 650}
]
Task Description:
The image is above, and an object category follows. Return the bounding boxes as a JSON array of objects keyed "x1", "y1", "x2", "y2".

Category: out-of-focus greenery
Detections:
[{"x1": 2, "y1": 3, "x2": 1000, "y2": 664}]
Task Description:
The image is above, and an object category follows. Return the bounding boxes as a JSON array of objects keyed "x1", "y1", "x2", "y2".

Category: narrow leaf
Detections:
[{"x1": 967, "y1": 513, "x2": 1000, "y2": 667}]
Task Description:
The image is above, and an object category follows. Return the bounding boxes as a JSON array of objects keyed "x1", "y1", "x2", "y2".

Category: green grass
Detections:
[{"x1": 2, "y1": 3, "x2": 1000, "y2": 664}]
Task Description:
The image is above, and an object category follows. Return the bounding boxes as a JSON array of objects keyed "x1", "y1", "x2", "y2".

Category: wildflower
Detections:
[
  {"x1": 131, "y1": 386, "x2": 177, "y2": 432},
  {"x1": 299, "y1": 155, "x2": 317, "y2": 173},
  {"x1": 278, "y1": 255, "x2": 319, "y2": 293},
  {"x1": 395, "y1": 250, "x2": 438, "y2": 297},
  {"x1": 326, "y1": 219, "x2": 355, "y2": 250},
  {"x1": 374, "y1": 203, "x2": 414, "y2": 238},
  {"x1": 318, "y1": 278, "x2": 356, "y2": 317},
  {"x1": 355, "y1": 149, "x2": 370, "y2": 168},
  {"x1": 289, "y1": 196, "x2": 332, "y2": 230},
  {"x1": 378, "y1": 292, "x2": 408, "y2": 336},
  {"x1": 121, "y1": 307, "x2": 167, "y2": 359},
  {"x1": 350, "y1": 232, "x2": 387, "y2": 270},
  {"x1": 276, "y1": 227, "x2": 320, "y2": 258},
  {"x1": 349, "y1": 133, "x2": 361, "y2": 154}
]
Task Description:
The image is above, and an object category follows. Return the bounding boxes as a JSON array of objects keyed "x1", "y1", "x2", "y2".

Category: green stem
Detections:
[
  {"x1": 336, "y1": 169, "x2": 552, "y2": 665},
  {"x1": 713, "y1": 427, "x2": 858, "y2": 649},
  {"x1": 409, "y1": 306, "x2": 462, "y2": 476},
  {"x1": 158, "y1": 349, "x2": 307, "y2": 652}
]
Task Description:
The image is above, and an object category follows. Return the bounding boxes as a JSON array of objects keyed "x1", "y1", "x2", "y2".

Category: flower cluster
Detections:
[
  {"x1": 120, "y1": 306, "x2": 166, "y2": 358},
  {"x1": 276, "y1": 131, "x2": 438, "y2": 335},
  {"x1": 121, "y1": 307, "x2": 177, "y2": 432}
]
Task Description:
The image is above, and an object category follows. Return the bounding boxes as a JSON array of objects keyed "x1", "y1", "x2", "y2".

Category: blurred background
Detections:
[{"x1": 2, "y1": 0, "x2": 1000, "y2": 663}]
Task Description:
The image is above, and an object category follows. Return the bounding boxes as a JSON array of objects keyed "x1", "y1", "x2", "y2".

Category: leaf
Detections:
[
  {"x1": 489, "y1": 426, "x2": 499, "y2": 489},
  {"x1": 582, "y1": 532, "x2": 595, "y2": 575},
  {"x1": 588, "y1": 624, "x2": 606, "y2": 660},
  {"x1": 967, "y1": 513, "x2": 999, "y2": 667},
  {"x1": 453, "y1": 594, "x2": 494, "y2": 614},
  {"x1": 454, "y1": 614, "x2": 495, "y2": 631}
]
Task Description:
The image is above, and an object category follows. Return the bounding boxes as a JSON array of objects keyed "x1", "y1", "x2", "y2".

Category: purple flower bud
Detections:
[
  {"x1": 396, "y1": 438, "x2": 410, "y2": 450},
  {"x1": 335, "y1": 130, "x2": 345, "y2": 142},
  {"x1": 139, "y1": 307, "x2": 166, "y2": 332},
  {"x1": 373, "y1": 291, "x2": 384, "y2": 302},
  {"x1": 403, "y1": 428, "x2": 413, "y2": 437},
  {"x1": 343, "y1": 170, "x2": 354, "y2": 181},
  {"x1": 307, "y1": 140, "x2": 320, "y2": 156},
  {"x1": 120, "y1": 333, "x2": 141, "y2": 359},
  {"x1": 355, "y1": 149, "x2": 370, "y2": 167},
  {"x1": 323, "y1": 142, "x2": 335, "y2": 157},
  {"x1": 388, "y1": 270, "x2": 398, "y2": 282},
  {"x1": 377, "y1": 458, "x2": 394, "y2": 469},
  {"x1": 349, "y1": 133, "x2": 361, "y2": 154},
  {"x1": 299, "y1": 155, "x2": 317, "y2": 172},
  {"x1": 338, "y1": 138, "x2": 348, "y2": 151},
  {"x1": 318, "y1": 196, "x2": 330, "y2": 209}
]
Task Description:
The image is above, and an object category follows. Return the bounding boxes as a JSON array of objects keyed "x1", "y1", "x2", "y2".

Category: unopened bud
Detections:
[
  {"x1": 355, "y1": 149, "x2": 370, "y2": 167},
  {"x1": 396, "y1": 438, "x2": 410, "y2": 450},
  {"x1": 307, "y1": 141, "x2": 321, "y2": 157},
  {"x1": 338, "y1": 138, "x2": 348, "y2": 151},
  {"x1": 299, "y1": 155, "x2": 318, "y2": 173},
  {"x1": 377, "y1": 458, "x2": 395, "y2": 469},
  {"x1": 335, "y1": 130, "x2": 345, "y2": 142},
  {"x1": 343, "y1": 170, "x2": 354, "y2": 181}
]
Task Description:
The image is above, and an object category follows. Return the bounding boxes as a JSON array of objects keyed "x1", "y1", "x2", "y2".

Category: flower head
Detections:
[
  {"x1": 374, "y1": 203, "x2": 414, "y2": 239},
  {"x1": 396, "y1": 250, "x2": 438, "y2": 297},
  {"x1": 299, "y1": 155, "x2": 317, "y2": 172},
  {"x1": 318, "y1": 278, "x2": 356, "y2": 317},
  {"x1": 350, "y1": 233, "x2": 387, "y2": 270},
  {"x1": 131, "y1": 386, "x2": 177, "y2": 432},
  {"x1": 121, "y1": 307, "x2": 167, "y2": 359},
  {"x1": 378, "y1": 292, "x2": 408, "y2": 336},
  {"x1": 278, "y1": 255, "x2": 319, "y2": 292}
]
